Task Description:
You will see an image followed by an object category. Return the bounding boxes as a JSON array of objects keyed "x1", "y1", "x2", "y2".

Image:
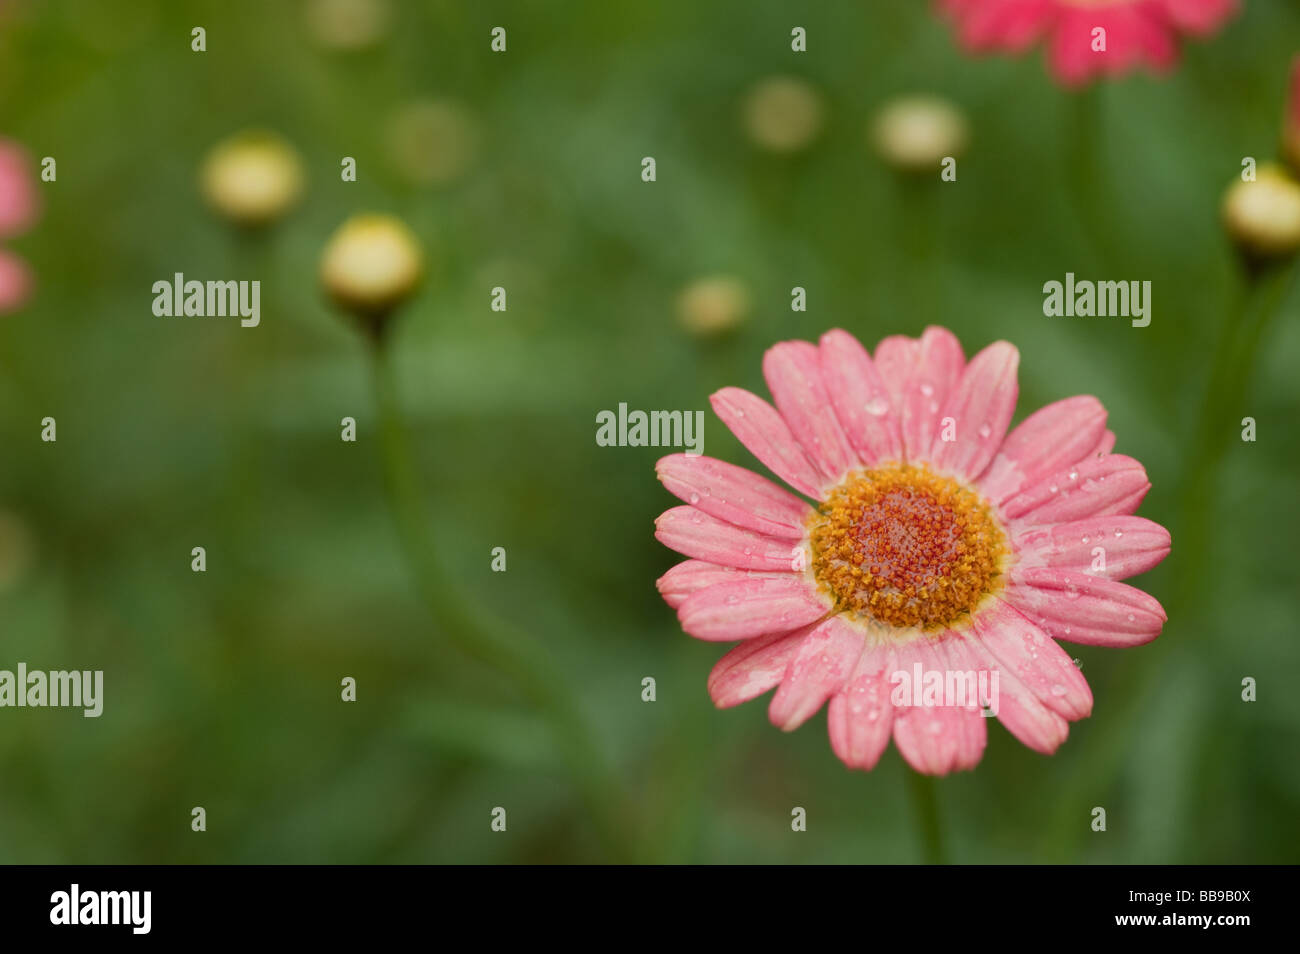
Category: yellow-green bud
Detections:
[
  {"x1": 199, "y1": 130, "x2": 304, "y2": 228},
  {"x1": 320, "y1": 214, "x2": 424, "y2": 332},
  {"x1": 871, "y1": 95, "x2": 968, "y2": 174},
  {"x1": 1221, "y1": 164, "x2": 1300, "y2": 261}
]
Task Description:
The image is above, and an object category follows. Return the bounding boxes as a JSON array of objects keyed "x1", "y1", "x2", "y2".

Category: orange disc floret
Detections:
[{"x1": 808, "y1": 464, "x2": 1008, "y2": 630}]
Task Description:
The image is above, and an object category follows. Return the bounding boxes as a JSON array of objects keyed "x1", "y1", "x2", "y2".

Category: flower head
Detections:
[
  {"x1": 1221, "y1": 163, "x2": 1300, "y2": 262},
  {"x1": 0, "y1": 138, "x2": 39, "y2": 314},
  {"x1": 319, "y1": 213, "x2": 424, "y2": 334},
  {"x1": 937, "y1": 0, "x2": 1239, "y2": 87},
  {"x1": 742, "y1": 76, "x2": 825, "y2": 154},
  {"x1": 654, "y1": 327, "x2": 1170, "y2": 775},
  {"x1": 200, "y1": 130, "x2": 305, "y2": 228},
  {"x1": 871, "y1": 95, "x2": 969, "y2": 173}
]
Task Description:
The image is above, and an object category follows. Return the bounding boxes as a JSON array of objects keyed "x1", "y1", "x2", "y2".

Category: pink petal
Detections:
[
  {"x1": 762, "y1": 341, "x2": 858, "y2": 482},
  {"x1": 873, "y1": 335, "x2": 919, "y2": 422},
  {"x1": 677, "y1": 575, "x2": 829, "y2": 642},
  {"x1": 978, "y1": 599, "x2": 1092, "y2": 721},
  {"x1": 768, "y1": 616, "x2": 865, "y2": 731},
  {"x1": 1000, "y1": 454, "x2": 1150, "y2": 526},
  {"x1": 929, "y1": 341, "x2": 1019, "y2": 481},
  {"x1": 826, "y1": 644, "x2": 896, "y2": 770},
  {"x1": 978, "y1": 395, "x2": 1108, "y2": 503},
  {"x1": 817, "y1": 329, "x2": 902, "y2": 467},
  {"x1": 890, "y1": 634, "x2": 986, "y2": 774},
  {"x1": 1089, "y1": 429, "x2": 1117, "y2": 458},
  {"x1": 709, "y1": 628, "x2": 810, "y2": 708},
  {"x1": 966, "y1": 625, "x2": 1070, "y2": 755},
  {"x1": 710, "y1": 387, "x2": 826, "y2": 499},
  {"x1": 656, "y1": 559, "x2": 785, "y2": 609},
  {"x1": 1006, "y1": 567, "x2": 1167, "y2": 647},
  {"x1": 1013, "y1": 515, "x2": 1171, "y2": 581},
  {"x1": 656, "y1": 454, "x2": 812, "y2": 539},
  {"x1": 0, "y1": 141, "x2": 39, "y2": 239},
  {"x1": 655, "y1": 506, "x2": 800, "y2": 571},
  {"x1": 1155, "y1": 0, "x2": 1239, "y2": 35},
  {"x1": 0, "y1": 249, "x2": 33, "y2": 314},
  {"x1": 899, "y1": 326, "x2": 967, "y2": 464}
]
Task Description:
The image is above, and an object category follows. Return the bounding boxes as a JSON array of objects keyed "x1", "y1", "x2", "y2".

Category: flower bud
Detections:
[
  {"x1": 385, "y1": 100, "x2": 479, "y2": 186},
  {"x1": 200, "y1": 130, "x2": 305, "y2": 228},
  {"x1": 1221, "y1": 163, "x2": 1300, "y2": 261},
  {"x1": 319, "y1": 214, "x2": 424, "y2": 332},
  {"x1": 677, "y1": 276, "x2": 751, "y2": 337},
  {"x1": 743, "y1": 77, "x2": 824, "y2": 154},
  {"x1": 305, "y1": 0, "x2": 391, "y2": 51},
  {"x1": 871, "y1": 95, "x2": 968, "y2": 174}
]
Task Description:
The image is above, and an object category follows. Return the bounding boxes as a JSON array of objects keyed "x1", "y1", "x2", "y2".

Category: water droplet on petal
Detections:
[
  {"x1": 919, "y1": 383, "x2": 934, "y2": 397},
  {"x1": 865, "y1": 396, "x2": 890, "y2": 417},
  {"x1": 689, "y1": 493, "x2": 700, "y2": 504},
  {"x1": 1050, "y1": 684, "x2": 1066, "y2": 697},
  {"x1": 1114, "y1": 528, "x2": 1124, "y2": 538},
  {"x1": 978, "y1": 423, "x2": 993, "y2": 439}
]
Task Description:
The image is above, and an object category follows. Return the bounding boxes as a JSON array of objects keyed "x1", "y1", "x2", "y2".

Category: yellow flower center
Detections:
[{"x1": 808, "y1": 465, "x2": 1008, "y2": 631}]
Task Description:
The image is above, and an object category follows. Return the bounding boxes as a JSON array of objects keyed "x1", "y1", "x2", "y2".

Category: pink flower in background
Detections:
[
  {"x1": 0, "y1": 139, "x2": 40, "y2": 314},
  {"x1": 654, "y1": 327, "x2": 1170, "y2": 775},
  {"x1": 937, "y1": 0, "x2": 1239, "y2": 87}
]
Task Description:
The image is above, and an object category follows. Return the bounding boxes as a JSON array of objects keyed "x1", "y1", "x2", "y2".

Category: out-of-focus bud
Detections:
[
  {"x1": 200, "y1": 130, "x2": 305, "y2": 228},
  {"x1": 1282, "y1": 56, "x2": 1300, "y2": 180},
  {"x1": 677, "y1": 276, "x2": 751, "y2": 337},
  {"x1": 320, "y1": 214, "x2": 424, "y2": 335},
  {"x1": 742, "y1": 76, "x2": 824, "y2": 154},
  {"x1": 305, "y1": 0, "x2": 392, "y2": 51},
  {"x1": 871, "y1": 95, "x2": 968, "y2": 174},
  {"x1": 0, "y1": 510, "x2": 33, "y2": 591},
  {"x1": 385, "y1": 100, "x2": 480, "y2": 187},
  {"x1": 1221, "y1": 163, "x2": 1300, "y2": 261}
]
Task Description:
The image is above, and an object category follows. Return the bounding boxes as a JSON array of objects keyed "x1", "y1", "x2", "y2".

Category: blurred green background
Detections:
[{"x1": 1, "y1": 0, "x2": 1298, "y2": 863}]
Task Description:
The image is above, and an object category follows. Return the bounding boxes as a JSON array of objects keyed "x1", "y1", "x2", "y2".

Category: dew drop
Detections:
[
  {"x1": 1050, "y1": 684, "x2": 1067, "y2": 697},
  {"x1": 1126, "y1": 613, "x2": 1135, "y2": 622},
  {"x1": 1068, "y1": 470, "x2": 1078, "y2": 481},
  {"x1": 1049, "y1": 484, "x2": 1059, "y2": 494},
  {"x1": 689, "y1": 493, "x2": 700, "y2": 504},
  {"x1": 1081, "y1": 536, "x2": 1090, "y2": 544},
  {"x1": 919, "y1": 383, "x2": 934, "y2": 397},
  {"x1": 978, "y1": 423, "x2": 993, "y2": 439},
  {"x1": 865, "y1": 396, "x2": 890, "y2": 417},
  {"x1": 1114, "y1": 528, "x2": 1124, "y2": 538}
]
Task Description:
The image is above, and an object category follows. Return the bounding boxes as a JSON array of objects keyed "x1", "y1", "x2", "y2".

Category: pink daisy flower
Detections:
[
  {"x1": 654, "y1": 327, "x2": 1170, "y2": 775},
  {"x1": 937, "y1": 0, "x2": 1239, "y2": 87},
  {"x1": 0, "y1": 138, "x2": 40, "y2": 314}
]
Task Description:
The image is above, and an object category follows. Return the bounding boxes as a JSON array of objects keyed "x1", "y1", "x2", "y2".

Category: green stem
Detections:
[
  {"x1": 368, "y1": 340, "x2": 636, "y2": 862},
  {"x1": 1068, "y1": 86, "x2": 1113, "y2": 269},
  {"x1": 906, "y1": 770, "x2": 946, "y2": 864}
]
